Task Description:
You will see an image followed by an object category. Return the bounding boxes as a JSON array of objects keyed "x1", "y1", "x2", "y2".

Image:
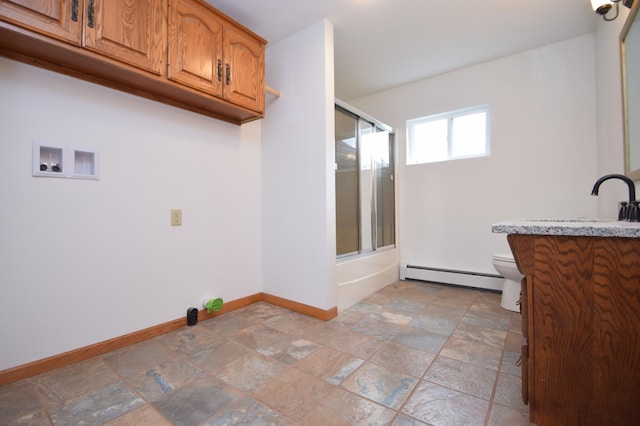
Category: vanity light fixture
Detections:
[{"x1": 591, "y1": 0, "x2": 634, "y2": 21}]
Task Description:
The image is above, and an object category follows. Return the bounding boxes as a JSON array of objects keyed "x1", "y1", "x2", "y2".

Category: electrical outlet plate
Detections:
[{"x1": 171, "y1": 209, "x2": 182, "y2": 226}]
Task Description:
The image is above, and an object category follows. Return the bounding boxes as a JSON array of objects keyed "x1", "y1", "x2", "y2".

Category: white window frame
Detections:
[{"x1": 407, "y1": 105, "x2": 490, "y2": 165}]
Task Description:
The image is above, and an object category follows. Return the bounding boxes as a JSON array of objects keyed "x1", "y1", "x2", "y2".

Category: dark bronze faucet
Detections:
[{"x1": 591, "y1": 174, "x2": 639, "y2": 222}]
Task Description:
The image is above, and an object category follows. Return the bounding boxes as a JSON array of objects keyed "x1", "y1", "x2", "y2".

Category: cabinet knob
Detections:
[
  {"x1": 225, "y1": 63, "x2": 231, "y2": 85},
  {"x1": 217, "y1": 60, "x2": 222, "y2": 82}
]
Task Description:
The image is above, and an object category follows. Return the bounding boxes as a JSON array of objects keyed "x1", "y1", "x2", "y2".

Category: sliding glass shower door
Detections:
[
  {"x1": 335, "y1": 103, "x2": 395, "y2": 257},
  {"x1": 335, "y1": 107, "x2": 359, "y2": 256}
]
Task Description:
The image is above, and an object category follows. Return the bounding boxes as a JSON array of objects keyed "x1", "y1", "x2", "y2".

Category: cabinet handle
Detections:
[
  {"x1": 225, "y1": 63, "x2": 230, "y2": 85},
  {"x1": 217, "y1": 60, "x2": 222, "y2": 82},
  {"x1": 71, "y1": 0, "x2": 79, "y2": 22},
  {"x1": 88, "y1": 0, "x2": 95, "y2": 29}
]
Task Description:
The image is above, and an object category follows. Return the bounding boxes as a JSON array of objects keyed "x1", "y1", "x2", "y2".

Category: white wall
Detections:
[
  {"x1": 594, "y1": 7, "x2": 634, "y2": 215},
  {"x1": 261, "y1": 20, "x2": 337, "y2": 310},
  {"x1": 351, "y1": 35, "x2": 599, "y2": 276},
  {"x1": 0, "y1": 58, "x2": 263, "y2": 371}
]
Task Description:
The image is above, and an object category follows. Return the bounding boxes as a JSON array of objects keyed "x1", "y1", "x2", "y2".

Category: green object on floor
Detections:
[{"x1": 204, "y1": 297, "x2": 223, "y2": 313}]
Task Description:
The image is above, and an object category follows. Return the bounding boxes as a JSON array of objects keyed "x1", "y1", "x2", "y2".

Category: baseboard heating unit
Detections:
[{"x1": 401, "y1": 264, "x2": 503, "y2": 291}]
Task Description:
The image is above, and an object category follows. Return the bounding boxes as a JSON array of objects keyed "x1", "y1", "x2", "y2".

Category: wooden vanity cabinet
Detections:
[
  {"x1": 508, "y1": 234, "x2": 640, "y2": 426},
  {"x1": 0, "y1": 0, "x2": 265, "y2": 124},
  {"x1": 519, "y1": 274, "x2": 529, "y2": 405},
  {"x1": 168, "y1": 0, "x2": 264, "y2": 112}
]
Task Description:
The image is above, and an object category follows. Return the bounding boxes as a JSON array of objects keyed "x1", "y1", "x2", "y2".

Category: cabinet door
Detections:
[
  {"x1": 0, "y1": 0, "x2": 82, "y2": 44},
  {"x1": 223, "y1": 24, "x2": 264, "y2": 112},
  {"x1": 84, "y1": 0, "x2": 165, "y2": 74},
  {"x1": 168, "y1": 0, "x2": 223, "y2": 97}
]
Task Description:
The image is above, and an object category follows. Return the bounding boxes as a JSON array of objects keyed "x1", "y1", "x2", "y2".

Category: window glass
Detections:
[
  {"x1": 451, "y1": 112, "x2": 486, "y2": 157},
  {"x1": 407, "y1": 106, "x2": 489, "y2": 165},
  {"x1": 413, "y1": 119, "x2": 448, "y2": 163}
]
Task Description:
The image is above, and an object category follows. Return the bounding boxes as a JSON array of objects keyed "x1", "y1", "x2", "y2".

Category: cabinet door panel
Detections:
[
  {"x1": 0, "y1": 0, "x2": 82, "y2": 44},
  {"x1": 168, "y1": 0, "x2": 223, "y2": 97},
  {"x1": 531, "y1": 237, "x2": 595, "y2": 424},
  {"x1": 223, "y1": 24, "x2": 264, "y2": 112},
  {"x1": 84, "y1": 0, "x2": 165, "y2": 74},
  {"x1": 591, "y1": 238, "x2": 640, "y2": 423}
]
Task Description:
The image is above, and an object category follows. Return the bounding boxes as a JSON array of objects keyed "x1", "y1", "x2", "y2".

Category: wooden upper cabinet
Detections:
[
  {"x1": 224, "y1": 24, "x2": 264, "y2": 112},
  {"x1": 168, "y1": 0, "x2": 223, "y2": 97},
  {"x1": 0, "y1": 0, "x2": 265, "y2": 123},
  {"x1": 0, "y1": 0, "x2": 83, "y2": 44},
  {"x1": 84, "y1": 0, "x2": 165, "y2": 75},
  {"x1": 169, "y1": 0, "x2": 264, "y2": 112}
]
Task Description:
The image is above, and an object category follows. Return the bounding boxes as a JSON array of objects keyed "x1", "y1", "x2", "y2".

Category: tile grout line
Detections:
[
  {"x1": 483, "y1": 310, "x2": 513, "y2": 426},
  {"x1": 25, "y1": 376, "x2": 54, "y2": 426},
  {"x1": 408, "y1": 287, "x2": 477, "y2": 422},
  {"x1": 2, "y1": 282, "x2": 522, "y2": 425}
]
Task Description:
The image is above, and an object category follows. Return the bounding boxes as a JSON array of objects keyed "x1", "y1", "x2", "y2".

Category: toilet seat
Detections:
[{"x1": 493, "y1": 253, "x2": 515, "y2": 263}]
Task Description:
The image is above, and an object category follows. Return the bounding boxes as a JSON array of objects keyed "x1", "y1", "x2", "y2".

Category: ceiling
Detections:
[{"x1": 208, "y1": 0, "x2": 598, "y2": 100}]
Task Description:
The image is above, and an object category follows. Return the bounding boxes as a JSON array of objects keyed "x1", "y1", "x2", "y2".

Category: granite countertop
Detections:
[{"x1": 492, "y1": 219, "x2": 640, "y2": 238}]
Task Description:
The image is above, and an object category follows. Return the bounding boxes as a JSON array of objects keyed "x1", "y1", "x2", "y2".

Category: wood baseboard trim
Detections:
[
  {"x1": 261, "y1": 292, "x2": 338, "y2": 321},
  {"x1": 0, "y1": 293, "x2": 337, "y2": 386},
  {"x1": 197, "y1": 293, "x2": 263, "y2": 322}
]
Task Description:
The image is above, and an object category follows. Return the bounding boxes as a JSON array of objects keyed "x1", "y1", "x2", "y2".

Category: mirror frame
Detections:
[{"x1": 621, "y1": 0, "x2": 640, "y2": 180}]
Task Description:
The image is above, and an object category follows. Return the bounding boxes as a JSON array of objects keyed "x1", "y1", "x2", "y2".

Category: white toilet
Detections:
[{"x1": 492, "y1": 253, "x2": 523, "y2": 312}]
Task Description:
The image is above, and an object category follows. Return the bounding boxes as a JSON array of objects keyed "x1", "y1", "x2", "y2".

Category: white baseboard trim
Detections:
[{"x1": 401, "y1": 264, "x2": 503, "y2": 291}]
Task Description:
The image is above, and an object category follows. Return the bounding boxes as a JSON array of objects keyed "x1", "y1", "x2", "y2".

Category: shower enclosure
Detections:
[
  {"x1": 335, "y1": 99, "x2": 397, "y2": 309},
  {"x1": 335, "y1": 101, "x2": 395, "y2": 257}
]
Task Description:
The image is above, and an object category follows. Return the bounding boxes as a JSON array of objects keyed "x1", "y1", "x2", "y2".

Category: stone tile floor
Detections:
[{"x1": 0, "y1": 280, "x2": 534, "y2": 425}]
